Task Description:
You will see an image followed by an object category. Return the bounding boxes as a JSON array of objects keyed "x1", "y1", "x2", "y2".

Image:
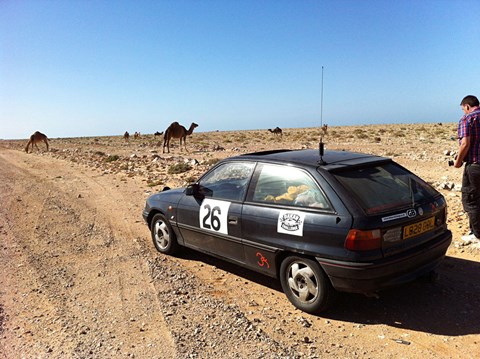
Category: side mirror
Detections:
[{"x1": 185, "y1": 183, "x2": 199, "y2": 196}]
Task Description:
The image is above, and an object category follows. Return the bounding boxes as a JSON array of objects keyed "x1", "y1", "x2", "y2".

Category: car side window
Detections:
[
  {"x1": 198, "y1": 162, "x2": 255, "y2": 201},
  {"x1": 252, "y1": 164, "x2": 331, "y2": 210}
]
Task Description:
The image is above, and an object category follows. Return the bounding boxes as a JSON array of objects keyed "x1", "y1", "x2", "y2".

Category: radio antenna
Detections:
[
  {"x1": 318, "y1": 66, "x2": 327, "y2": 165},
  {"x1": 320, "y1": 66, "x2": 324, "y2": 128}
]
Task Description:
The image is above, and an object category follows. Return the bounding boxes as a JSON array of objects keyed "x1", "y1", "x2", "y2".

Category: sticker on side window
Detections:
[
  {"x1": 199, "y1": 198, "x2": 231, "y2": 235},
  {"x1": 277, "y1": 210, "x2": 305, "y2": 237}
]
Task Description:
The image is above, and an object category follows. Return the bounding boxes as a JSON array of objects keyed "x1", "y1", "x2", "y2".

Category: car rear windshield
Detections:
[{"x1": 331, "y1": 162, "x2": 439, "y2": 215}]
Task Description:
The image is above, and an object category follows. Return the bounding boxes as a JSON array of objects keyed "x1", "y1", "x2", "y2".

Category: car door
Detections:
[
  {"x1": 176, "y1": 161, "x2": 255, "y2": 263},
  {"x1": 242, "y1": 163, "x2": 350, "y2": 275}
]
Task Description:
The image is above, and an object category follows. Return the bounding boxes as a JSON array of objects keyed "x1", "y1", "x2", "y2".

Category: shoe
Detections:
[{"x1": 461, "y1": 233, "x2": 480, "y2": 242}]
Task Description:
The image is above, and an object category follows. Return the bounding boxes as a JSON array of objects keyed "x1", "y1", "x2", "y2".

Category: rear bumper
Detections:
[{"x1": 317, "y1": 230, "x2": 452, "y2": 293}]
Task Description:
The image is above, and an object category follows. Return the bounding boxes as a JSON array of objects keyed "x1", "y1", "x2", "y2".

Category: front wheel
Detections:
[
  {"x1": 279, "y1": 256, "x2": 336, "y2": 314},
  {"x1": 150, "y1": 213, "x2": 179, "y2": 255}
]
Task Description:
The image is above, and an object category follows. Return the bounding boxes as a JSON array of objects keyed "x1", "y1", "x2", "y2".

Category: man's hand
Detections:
[{"x1": 455, "y1": 136, "x2": 470, "y2": 168}]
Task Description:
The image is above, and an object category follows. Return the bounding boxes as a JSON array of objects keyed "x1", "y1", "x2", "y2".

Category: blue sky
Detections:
[{"x1": 1, "y1": 0, "x2": 479, "y2": 139}]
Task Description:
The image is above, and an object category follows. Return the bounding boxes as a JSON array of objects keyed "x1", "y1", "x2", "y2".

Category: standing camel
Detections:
[
  {"x1": 320, "y1": 124, "x2": 328, "y2": 137},
  {"x1": 25, "y1": 131, "x2": 49, "y2": 153},
  {"x1": 163, "y1": 122, "x2": 198, "y2": 153},
  {"x1": 268, "y1": 127, "x2": 283, "y2": 136}
]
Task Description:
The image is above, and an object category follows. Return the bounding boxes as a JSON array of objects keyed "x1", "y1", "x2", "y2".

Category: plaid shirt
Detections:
[{"x1": 458, "y1": 106, "x2": 480, "y2": 164}]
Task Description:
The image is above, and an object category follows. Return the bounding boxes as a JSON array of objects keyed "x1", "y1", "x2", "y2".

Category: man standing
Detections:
[{"x1": 454, "y1": 95, "x2": 480, "y2": 242}]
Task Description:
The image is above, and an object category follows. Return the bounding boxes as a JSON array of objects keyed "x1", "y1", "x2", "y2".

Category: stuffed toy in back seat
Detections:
[{"x1": 265, "y1": 185, "x2": 310, "y2": 203}]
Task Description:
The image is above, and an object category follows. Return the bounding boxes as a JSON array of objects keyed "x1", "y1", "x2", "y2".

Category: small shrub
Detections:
[
  {"x1": 147, "y1": 180, "x2": 163, "y2": 187},
  {"x1": 353, "y1": 129, "x2": 368, "y2": 139},
  {"x1": 183, "y1": 175, "x2": 197, "y2": 183},
  {"x1": 105, "y1": 154, "x2": 120, "y2": 162},
  {"x1": 168, "y1": 163, "x2": 192, "y2": 174}
]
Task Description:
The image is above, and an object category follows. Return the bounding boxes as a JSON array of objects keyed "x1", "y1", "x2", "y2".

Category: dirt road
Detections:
[{"x1": 1, "y1": 130, "x2": 480, "y2": 358}]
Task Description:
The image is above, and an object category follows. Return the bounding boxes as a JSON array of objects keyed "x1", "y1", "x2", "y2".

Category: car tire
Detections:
[
  {"x1": 280, "y1": 256, "x2": 336, "y2": 314},
  {"x1": 150, "y1": 213, "x2": 179, "y2": 255}
]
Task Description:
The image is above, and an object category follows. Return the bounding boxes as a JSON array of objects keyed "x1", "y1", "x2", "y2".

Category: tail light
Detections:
[{"x1": 345, "y1": 229, "x2": 382, "y2": 251}]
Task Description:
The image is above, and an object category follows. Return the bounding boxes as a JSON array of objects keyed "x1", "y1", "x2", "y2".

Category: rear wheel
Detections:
[
  {"x1": 280, "y1": 256, "x2": 336, "y2": 314},
  {"x1": 150, "y1": 213, "x2": 179, "y2": 255}
]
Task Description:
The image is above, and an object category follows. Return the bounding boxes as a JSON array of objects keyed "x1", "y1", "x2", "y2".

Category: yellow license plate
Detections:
[{"x1": 403, "y1": 217, "x2": 435, "y2": 239}]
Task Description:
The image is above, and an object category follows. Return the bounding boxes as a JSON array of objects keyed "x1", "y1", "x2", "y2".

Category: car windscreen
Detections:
[{"x1": 330, "y1": 162, "x2": 438, "y2": 215}]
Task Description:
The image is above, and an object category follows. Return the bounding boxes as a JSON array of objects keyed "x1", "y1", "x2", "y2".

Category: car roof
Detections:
[{"x1": 229, "y1": 149, "x2": 391, "y2": 171}]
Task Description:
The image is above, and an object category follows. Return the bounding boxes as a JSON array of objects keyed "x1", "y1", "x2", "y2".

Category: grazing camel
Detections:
[
  {"x1": 154, "y1": 131, "x2": 163, "y2": 137},
  {"x1": 268, "y1": 127, "x2": 283, "y2": 136},
  {"x1": 25, "y1": 131, "x2": 49, "y2": 153},
  {"x1": 124, "y1": 131, "x2": 130, "y2": 141},
  {"x1": 163, "y1": 122, "x2": 198, "y2": 153}
]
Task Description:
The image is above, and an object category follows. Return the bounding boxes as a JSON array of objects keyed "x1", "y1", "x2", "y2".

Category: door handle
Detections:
[{"x1": 228, "y1": 216, "x2": 238, "y2": 225}]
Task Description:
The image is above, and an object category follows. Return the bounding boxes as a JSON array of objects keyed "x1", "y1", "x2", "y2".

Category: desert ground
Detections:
[{"x1": 1, "y1": 123, "x2": 479, "y2": 358}]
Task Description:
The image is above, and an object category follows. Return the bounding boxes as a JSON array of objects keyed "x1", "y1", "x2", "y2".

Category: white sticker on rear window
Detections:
[
  {"x1": 277, "y1": 210, "x2": 305, "y2": 237},
  {"x1": 382, "y1": 213, "x2": 407, "y2": 222},
  {"x1": 382, "y1": 209, "x2": 417, "y2": 222},
  {"x1": 199, "y1": 198, "x2": 231, "y2": 235}
]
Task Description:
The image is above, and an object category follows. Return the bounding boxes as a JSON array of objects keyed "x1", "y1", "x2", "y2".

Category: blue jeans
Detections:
[{"x1": 462, "y1": 163, "x2": 480, "y2": 238}]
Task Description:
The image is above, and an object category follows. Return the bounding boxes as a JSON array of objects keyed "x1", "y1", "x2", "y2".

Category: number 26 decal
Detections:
[
  {"x1": 199, "y1": 199, "x2": 231, "y2": 235},
  {"x1": 202, "y1": 204, "x2": 221, "y2": 231}
]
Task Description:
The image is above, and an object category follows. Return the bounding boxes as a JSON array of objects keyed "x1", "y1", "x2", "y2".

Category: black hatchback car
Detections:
[{"x1": 143, "y1": 149, "x2": 452, "y2": 314}]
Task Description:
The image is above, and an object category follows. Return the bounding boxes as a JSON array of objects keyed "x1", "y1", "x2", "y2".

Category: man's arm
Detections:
[{"x1": 454, "y1": 136, "x2": 471, "y2": 168}]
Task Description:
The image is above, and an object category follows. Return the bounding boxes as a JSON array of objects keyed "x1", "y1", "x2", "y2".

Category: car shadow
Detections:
[
  {"x1": 178, "y1": 250, "x2": 480, "y2": 336},
  {"x1": 326, "y1": 255, "x2": 480, "y2": 336},
  {"x1": 177, "y1": 248, "x2": 283, "y2": 291}
]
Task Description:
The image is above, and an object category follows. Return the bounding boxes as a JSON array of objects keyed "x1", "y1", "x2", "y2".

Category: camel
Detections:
[
  {"x1": 163, "y1": 122, "x2": 198, "y2": 153},
  {"x1": 134, "y1": 131, "x2": 141, "y2": 139},
  {"x1": 268, "y1": 127, "x2": 283, "y2": 136},
  {"x1": 321, "y1": 124, "x2": 328, "y2": 137},
  {"x1": 124, "y1": 131, "x2": 130, "y2": 141},
  {"x1": 25, "y1": 131, "x2": 49, "y2": 153},
  {"x1": 154, "y1": 131, "x2": 163, "y2": 137}
]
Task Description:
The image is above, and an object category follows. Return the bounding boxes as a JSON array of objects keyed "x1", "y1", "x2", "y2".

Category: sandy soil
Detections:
[{"x1": 1, "y1": 123, "x2": 479, "y2": 358}]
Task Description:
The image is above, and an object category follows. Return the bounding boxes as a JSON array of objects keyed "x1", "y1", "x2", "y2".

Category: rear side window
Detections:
[
  {"x1": 251, "y1": 164, "x2": 331, "y2": 210},
  {"x1": 332, "y1": 163, "x2": 438, "y2": 214}
]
